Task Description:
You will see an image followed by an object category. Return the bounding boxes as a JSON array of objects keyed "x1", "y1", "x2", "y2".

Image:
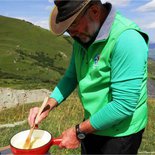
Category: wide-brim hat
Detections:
[{"x1": 50, "y1": 0, "x2": 91, "y2": 36}]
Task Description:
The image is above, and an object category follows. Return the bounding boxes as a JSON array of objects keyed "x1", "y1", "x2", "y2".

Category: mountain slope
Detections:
[
  {"x1": 149, "y1": 43, "x2": 155, "y2": 49},
  {"x1": 0, "y1": 15, "x2": 73, "y2": 89},
  {"x1": 0, "y1": 15, "x2": 155, "y2": 94}
]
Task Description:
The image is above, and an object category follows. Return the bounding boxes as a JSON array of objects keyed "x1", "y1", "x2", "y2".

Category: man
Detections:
[{"x1": 28, "y1": 0, "x2": 149, "y2": 154}]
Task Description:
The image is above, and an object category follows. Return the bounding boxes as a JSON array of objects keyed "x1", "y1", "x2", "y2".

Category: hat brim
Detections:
[{"x1": 49, "y1": 0, "x2": 91, "y2": 36}]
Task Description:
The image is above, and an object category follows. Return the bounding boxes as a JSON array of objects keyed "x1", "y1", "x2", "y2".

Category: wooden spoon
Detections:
[{"x1": 23, "y1": 97, "x2": 49, "y2": 149}]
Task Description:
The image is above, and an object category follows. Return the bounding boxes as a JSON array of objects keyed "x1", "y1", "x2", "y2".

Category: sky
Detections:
[{"x1": 0, "y1": 0, "x2": 155, "y2": 43}]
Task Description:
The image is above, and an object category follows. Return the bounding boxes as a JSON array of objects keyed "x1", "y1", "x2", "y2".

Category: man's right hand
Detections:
[{"x1": 28, "y1": 98, "x2": 58, "y2": 127}]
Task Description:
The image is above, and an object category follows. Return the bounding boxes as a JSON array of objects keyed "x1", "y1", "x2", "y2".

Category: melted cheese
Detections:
[{"x1": 15, "y1": 137, "x2": 47, "y2": 149}]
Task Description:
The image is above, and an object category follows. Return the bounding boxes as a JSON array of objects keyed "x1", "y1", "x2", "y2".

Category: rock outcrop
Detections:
[
  {"x1": 0, "y1": 88, "x2": 50, "y2": 110},
  {"x1": 0, "y1": 78, "x2": 154, "y2": 111}
]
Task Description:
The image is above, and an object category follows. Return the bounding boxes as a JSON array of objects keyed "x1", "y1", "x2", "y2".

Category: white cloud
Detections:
[
  {"x1": 48, "y1": 0, "x2": 54, "y2": 4},
  {"x1": 34, "y1": 20, "x2": 49, "y2": 30},
  {"x1": 136, "y1": 0, "x2": 155, "y2": 12},
  {"x1": 134, "y1": 10, "x2": 155, "y2": 28},
  {"x1": 15, "y1": 16, "x2": 32, "y2": 22},
  {"x1": 14, "y1": 16, "x2": 49, "y2": 30},
  {"x1": 46, "y1": 0, "x2": 54, "y2": 12},
  {"x1": 47, "y1": 0, "x2": 132, "y2": 9},
  {"x1": 132, "y1": 16, "x2": 155, "y2": 43},
  {"x1": 143, "y1": 22, "x2": 155, "y2": 29},
  {"x1": 101, "y1": 0, "x2": 131, "y2": 7},
  {"x1": 45, "y1": 5, "x2": 53, "y2": 11}
]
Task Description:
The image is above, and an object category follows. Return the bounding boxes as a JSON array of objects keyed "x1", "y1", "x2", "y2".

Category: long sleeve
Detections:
[
  {"x1": 50, "y1": 51, "x2": 78, "y2": 104},
  {"x1": 90, "y1": 30, "x2": 148, "y2": 130}
]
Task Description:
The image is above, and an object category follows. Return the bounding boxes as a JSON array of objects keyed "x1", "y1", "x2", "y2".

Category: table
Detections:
[
  {"x1": 0, "y1": 145, "x2": 12, "y2": 155},
  {"x1": 0, "y1": 146, "x2": 51, "y2": 155}
]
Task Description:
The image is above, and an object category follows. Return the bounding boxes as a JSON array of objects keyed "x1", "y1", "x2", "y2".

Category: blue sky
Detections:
[{"x1": 0, "y1": 0, "x2": 155, "y2": 43}]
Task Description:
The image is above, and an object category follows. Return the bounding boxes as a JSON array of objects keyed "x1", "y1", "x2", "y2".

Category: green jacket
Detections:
[{"x1": 51, "y1": 10, "x2": 149, "y2": 136}]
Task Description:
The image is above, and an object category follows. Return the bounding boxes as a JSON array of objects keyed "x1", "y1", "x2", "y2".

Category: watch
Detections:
[{"x1": 75, "y1": 124, "x2": 86, "y2": 140}]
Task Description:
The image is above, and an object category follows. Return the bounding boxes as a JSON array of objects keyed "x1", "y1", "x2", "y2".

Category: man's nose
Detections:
[
  {"x1": 68, "y1": 29, "x2": 79, "y2": 37},
  {"x1": 68, "y1": 26, "x2": 84, "y2": 38}
]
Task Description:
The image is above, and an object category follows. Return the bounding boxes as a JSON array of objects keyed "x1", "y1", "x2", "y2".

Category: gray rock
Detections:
[{"x1": 0, "y1": 88, "x2": 50, "y2": 110}]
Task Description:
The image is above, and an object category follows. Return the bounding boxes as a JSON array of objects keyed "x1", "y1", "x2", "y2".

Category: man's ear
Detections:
[{"x1": 88, "y1": 4, "x2": 100, "y2": 21}]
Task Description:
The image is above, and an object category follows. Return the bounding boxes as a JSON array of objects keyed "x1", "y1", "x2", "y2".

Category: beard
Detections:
[{"x1": 73, "y1": 22, "x2": 100, "y2": 48}]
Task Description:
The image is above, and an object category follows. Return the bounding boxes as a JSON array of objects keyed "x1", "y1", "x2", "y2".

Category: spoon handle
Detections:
[
  {"x1": 23, "y1": 97, "x2": 49, "y2": 149},
  {"x1": 35, "y1": 97, "x2": 49, "y2": 125},
  {"x1": 23, "y1": 125, "x2": 35, "y2": 149}
]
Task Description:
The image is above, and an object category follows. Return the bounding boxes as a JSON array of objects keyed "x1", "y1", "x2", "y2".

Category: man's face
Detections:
[{"x1": 67, "y1": 9, "x2": 100, "y2": 44}]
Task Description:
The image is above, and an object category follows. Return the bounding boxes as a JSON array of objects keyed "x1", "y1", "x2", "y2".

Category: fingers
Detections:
[
  {"x1": 27, "y1": 98, "x2": 58, "y2": 128},
  {"x1": 58, "y1": 128, "x2": 80, "y2": 149},
  {"x1": 35, "y1": 111, "x2": 48, "y2": 124},
  {"x1": 28, "y1": 107, "x2": 38, "y2": 127},
  {"x1": 28, "y1": 106, "x2": 50, "y2": 127},
  {"x1": 59, "y1": 144, "x2": 66, "y2": 149},
  {"x1": 59, "y1": 140, "x2": 80, "y2": 149},
  {"x1": 58, "y1": 132, "x2": 66, "y2": 149},
  {"x1": 28, "y1": 107, "x2": 39, "y2": 127}
]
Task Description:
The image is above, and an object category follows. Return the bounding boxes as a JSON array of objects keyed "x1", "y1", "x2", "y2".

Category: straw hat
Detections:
[{"x1": 50, "y1": 0, "x2": 91, "y2": 36}]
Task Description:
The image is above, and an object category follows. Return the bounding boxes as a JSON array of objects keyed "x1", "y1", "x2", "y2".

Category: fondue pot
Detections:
[{"x1": 10, "y1": 129, "x2": 62, "y2": 155}]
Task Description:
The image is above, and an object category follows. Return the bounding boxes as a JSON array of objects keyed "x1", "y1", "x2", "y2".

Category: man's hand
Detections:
[
  {"x1": 58, "y1": 120, "x2": 95, "y2": 149},
  {"x1": 59, "y1": 127, "x2": 80, "y2": 149},
  {"x1": 28, "y1": 98, "x2": 58, "y2": 127}
]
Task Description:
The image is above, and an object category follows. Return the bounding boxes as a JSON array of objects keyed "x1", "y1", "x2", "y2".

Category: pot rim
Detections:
[{"x1": 10, "y1": 129, "x2": 53, "y2": 151}]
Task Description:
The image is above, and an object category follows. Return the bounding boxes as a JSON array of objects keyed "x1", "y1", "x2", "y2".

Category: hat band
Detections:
[{"x1": 56, "y1": 0, "x2": 90, "y2": 23}]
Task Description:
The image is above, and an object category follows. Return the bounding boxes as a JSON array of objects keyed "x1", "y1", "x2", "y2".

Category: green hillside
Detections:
[
  {"x1": 0, "y1": 15, "x2": 73, "y2": 89},
  {"x1": 148, "y1": 58, "x2": 155, "y2": 80},
  {"x1": 0, "y1": 15, "x2": 155, "y2": 91}
]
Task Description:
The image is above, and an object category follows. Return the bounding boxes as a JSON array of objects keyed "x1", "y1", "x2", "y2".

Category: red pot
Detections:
[{"x1": 10, "y1": 129, "x2": 62, "y2": 155}]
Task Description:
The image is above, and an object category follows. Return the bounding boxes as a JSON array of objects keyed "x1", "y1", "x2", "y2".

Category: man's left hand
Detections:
[{"x1": 59, "y1": 127, "x2": 80, "y2": 149}]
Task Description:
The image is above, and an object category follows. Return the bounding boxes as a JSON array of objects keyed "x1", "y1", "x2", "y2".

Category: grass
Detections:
[
  {"x1": 0, "y1": 16, "x2": 73, "y2": 89},
  {"x1": 148, "y1": 59, "x2": 155, "y2": 80},
  {"x1": 0, "y1": 92, "x2": 83, "y2": 154},
  {"x1": 139, "y1": 98, "x2": 155, "y2": 154},
  {"x1": 0, "y1": 94, "x2": 155, "y2": 154},
  {"x1": 0, "y1": 16, "x2": 155, "y2": 90},
  {"x1": 0, "y1": 15, "x2": 155, "y2": 154}
]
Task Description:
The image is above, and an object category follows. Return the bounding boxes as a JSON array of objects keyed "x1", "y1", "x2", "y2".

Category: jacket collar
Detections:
[{"x1": 96, "y1": 3, "x2": 116, "y2": 41}]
